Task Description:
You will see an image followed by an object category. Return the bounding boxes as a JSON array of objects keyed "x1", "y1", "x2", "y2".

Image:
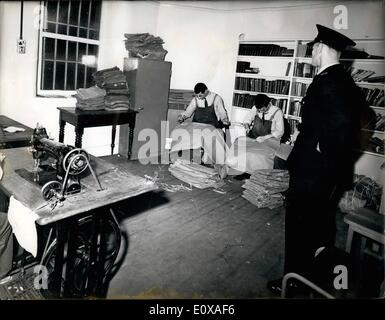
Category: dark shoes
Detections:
[{"x1": 267, "y1": 278, "x2": 309, "y2": 298}]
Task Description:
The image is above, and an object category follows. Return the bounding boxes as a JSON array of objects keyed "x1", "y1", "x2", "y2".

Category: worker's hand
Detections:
[
  {"x1": 177, "y1": 114, "x2": 185, "y2": 123},
  {"x1": 243, "y1": 123, "x2": 250, "y2": 133},
  {"x1": 256, "y1": 136, "x2": 268, "y2": 143},
  {"x1": 222, "y1": 120, "x2": 230, "y2": 127}
]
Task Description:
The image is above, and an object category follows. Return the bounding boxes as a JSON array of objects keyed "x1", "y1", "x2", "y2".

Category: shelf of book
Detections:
[
  {"x1": 355, "y1": 81, "x2": 385, "y2": 86},
  {"x1": 371, "y1": 105, "x2": 385, "y2": 110},
  {"x1": 233, "y1": 89, "x2": 289, "y2": 99},
  {"x1": 285, "y1": 114, "x2": 301, "y2": 121},
  {"x1": 292, "y1": 76, "x2": 313, "y2": 81},
  {"x1": 361, "y1": 150, "x2": 385, "y2": 157},
  {"x1": 296, "y1": 57, "x2": 385, "y2": 63},
  {"x1": 231, "y1": 38, "x2": 384, "y2": 139},
  {"x1": 361, "y1": 128, "x2": 385, "y2": 134},
  {"x1": 235, "y1": 73, "x2": 291, "y2": 80},
  {"x1": 238, "y1": 55, "x2": 293, "y2": 60}
]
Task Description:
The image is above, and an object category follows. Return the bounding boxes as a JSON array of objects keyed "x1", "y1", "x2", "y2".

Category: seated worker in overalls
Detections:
[
  {"x1": 170, "y1": 83, "x2": 230, "y2": 174},
  {"x1": 177, "y1": 82, "x2": 230, "y2": 129},
  {"x1": 226, "y1": 94, "x2": 285, "y2": 176}
]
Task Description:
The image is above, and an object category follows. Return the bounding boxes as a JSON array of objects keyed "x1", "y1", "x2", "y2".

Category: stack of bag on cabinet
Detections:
[
  {"x1": 242, "y1": 169, "x2": 289, "y2": 209},
  {"x1": 124, "y1": 33, "x2": 168, "y2": 61}
]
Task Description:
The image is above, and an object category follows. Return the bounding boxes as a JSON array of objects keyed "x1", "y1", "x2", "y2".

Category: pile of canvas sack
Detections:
[
  {"x1": 168, "y1": 160, "x2": 224, "y2": 190},
  {"x1": 242, "y1": 169, "x2": 289, "y2": 209}
]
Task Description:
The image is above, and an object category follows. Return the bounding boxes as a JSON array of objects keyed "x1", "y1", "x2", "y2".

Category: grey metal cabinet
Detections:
[{"x1": 118, "y1": 58, "x2": 171, "y2": 160}]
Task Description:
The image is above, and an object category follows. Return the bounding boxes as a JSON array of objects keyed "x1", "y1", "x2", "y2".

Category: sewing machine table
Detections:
[{"x1": 0, "y1": 147, "x2": 157, "y2": 297}]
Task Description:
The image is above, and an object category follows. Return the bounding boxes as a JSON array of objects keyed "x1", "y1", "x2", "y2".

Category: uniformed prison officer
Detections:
[
  {"x1": 267, "y1": 24, "x2": 369, "y2": 296},
  {"x1": 178, "y1": 83, "x2": 230, "y2": 128}
]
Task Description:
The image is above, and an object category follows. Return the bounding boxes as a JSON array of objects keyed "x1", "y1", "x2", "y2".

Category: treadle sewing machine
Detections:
[{"x1": 28, "y1": 125, "x2": 103, "y2": 203}]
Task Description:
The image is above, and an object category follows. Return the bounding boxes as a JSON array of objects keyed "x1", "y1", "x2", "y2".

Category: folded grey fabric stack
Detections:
[
  {"x1": 124, "y1": 33, "x2": 168, "y2": 61},
  {"x1": 105, "y1": 94, "x2": 130, "y2": 111},
  {"x1": 242, "y1": 169, "x2": 289, "y2": 209},
  {"x1": 168, "y1": 160, "x2": 225, "y2": 189},
  {"x1": 92, "y1": 66, "x2": 130, "y2": 110},
  {"x1": 74, "y1": 86, "x2": 106, "y2": 111}
]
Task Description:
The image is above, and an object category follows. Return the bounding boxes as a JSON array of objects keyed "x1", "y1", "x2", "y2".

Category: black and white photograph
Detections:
[{"x1": 0, "y1": 0, "x2": 384, "y2": 307}]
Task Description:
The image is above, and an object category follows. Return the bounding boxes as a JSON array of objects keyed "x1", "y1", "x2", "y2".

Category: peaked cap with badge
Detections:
[{"x1": 307, "y1": 24, "x2": 356, "y2": 51}]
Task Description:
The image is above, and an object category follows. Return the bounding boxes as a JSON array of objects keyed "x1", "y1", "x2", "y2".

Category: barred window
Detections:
[{"x1": 37, "y1": 0, "x2": 101, "y2": 96}]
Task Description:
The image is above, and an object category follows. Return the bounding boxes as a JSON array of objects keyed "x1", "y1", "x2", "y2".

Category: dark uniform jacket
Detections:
[{"x1": 287, "y1": 64, "x2": 366, "y2": 192}]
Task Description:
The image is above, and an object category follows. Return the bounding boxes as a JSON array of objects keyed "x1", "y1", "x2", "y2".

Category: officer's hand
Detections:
[{"x1": 177, "y1": 114, "x2": 185, "y2": 123}]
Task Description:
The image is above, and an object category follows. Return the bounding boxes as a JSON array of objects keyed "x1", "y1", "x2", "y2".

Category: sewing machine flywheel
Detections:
[
  {"x1": 63, "y1": 148, "x2": 89, "y2": 175},
  {"x1": 41, "y1": 181, "x2": 63, "y2": 201}
]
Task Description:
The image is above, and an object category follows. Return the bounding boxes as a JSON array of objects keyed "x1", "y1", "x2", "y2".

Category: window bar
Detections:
[
  {"x1": 55, "y1": 1, "x2": 59, "y2": 33},
  {"x1": 75, "y1": 1, "x2": 82, "y2": 90},
  {"x1": 84, "y1": 1, "x2": 93, "y2": 87},
  {"x1": 53, "y1": 40, "x2": 57, "y2": 90},
  {"x1": 67, "y1": 1, "x2": 70, "y2": 36},
  {"x1": 52, "y1": 1, "x2": 60, "y2": 89},
  {"x1": 77, "y1": 1, "x2": 81, "y2": 38},
  {"x1": 64, "y1": 1, "x2": 71, "y2": 90},
  {"x1": 41, "y1": 38, "x2": 45, "y2": 89},
  {"x1": 74, "y1": 42, "x2": 78, "y2": 89},
  {"x1": 87, "y1": 1, "x2": 92, "y2": 39},
  {"x1": 84, "y1": 44, "x2": 88, "y2": 87}
]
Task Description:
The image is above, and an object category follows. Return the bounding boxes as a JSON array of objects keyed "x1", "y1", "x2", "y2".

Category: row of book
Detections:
[
  {"x1": 238, "y1": 44, "x2": 294, "y2": 57},
  {"x1": 236, "y1": 61, "x2": 256, "y2": 73},
  {"x1": 232, "y1": 93, "x2": 255, "y2": 109},
  {"x1": 235, "y1": 77, "x2": 290, "y2": 95},
  {"x1": 365, "y1": 137, "x2": 384, "y2": 155},
  {"x1": 287, "y1": 119, "x2": 300, "y2": 135},
  {"x1": 348, "y1": 67, "x2": 376, "y2": 82},
  {"x1": 360, "y1": 87, "x2": 384, "y2": 107},
  {"x1": 296, "y1": 43, "x2": 312, "y2": 58},
  {"x1": 293, "y1": 62, "x2": 318, "y2": 78},
  {"x1": 365, "y1": 113, "x2": 385, "y2": 132},
  {"x1": 292, "y1": 82, "x2": 309, "y2": 97},
  {"x1": 288, "y1": 100, "x2": 303, "y2": 117},
  {"x1": 232, "y1": 93, "x2": 288, "y2": 112}
]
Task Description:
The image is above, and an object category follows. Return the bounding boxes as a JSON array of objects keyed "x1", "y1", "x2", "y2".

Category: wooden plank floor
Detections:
[
  {"x1": 102, "y1": 157, "x2": 285, "y2": 298},
  {"x1": 101, "y1": 156, "x2": 348, "y2": 299}
]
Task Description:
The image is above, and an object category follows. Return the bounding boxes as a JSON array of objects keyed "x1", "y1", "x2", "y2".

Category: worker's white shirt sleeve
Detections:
[
  {"x1": 213, "y1": 94, "x2": 230, "y2": 123},
  {"x1": 181, "y1": 98, "x2": 197, "y2": 119},
  {"x1": 244, "y1": 106, "x2": 257, "y2": 125},
  {"x1": 269, "y1": 108, "x2": 284, "y2": 139}
]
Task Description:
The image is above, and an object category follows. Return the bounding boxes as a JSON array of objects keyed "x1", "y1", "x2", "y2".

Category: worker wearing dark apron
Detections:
[
  {"x1": 248, "y1": 107, "x2": 280, "y2": 139},
  {"x1": 192, "y1": 94, "x2": 223, "y2": 128}
]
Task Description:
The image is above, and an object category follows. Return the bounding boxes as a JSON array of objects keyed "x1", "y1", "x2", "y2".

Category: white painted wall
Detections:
[
  {"x1": 0, "y1": 0, "x2": 159, "y2": 156},
  {"x1": 1, "y1": 0, "x2": 384, "y2": 162},
  {"x1": 155, "y1": 0, "x2": 384, "y2": 117}
]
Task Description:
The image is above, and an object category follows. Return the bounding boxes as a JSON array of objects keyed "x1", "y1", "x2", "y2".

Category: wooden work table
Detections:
[
  {"x1": 57, "y1": 107, "x2": 138, "y2": 157},
  {"x1": 0, "y1": 115, "x2": 33, "y2": 149}
]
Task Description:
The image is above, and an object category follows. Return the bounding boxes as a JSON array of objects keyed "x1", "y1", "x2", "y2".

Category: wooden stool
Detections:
[
  {"x1": 344, "y1": 208, "x2": 385, "y2": 254},
  {"x1": 344, "y1": 208, "x2": 385, "y2": 297}
]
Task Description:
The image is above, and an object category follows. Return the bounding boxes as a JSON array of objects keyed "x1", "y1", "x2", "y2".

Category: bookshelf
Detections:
[{"x1": 231, "y1": 38, "x2": 385, "y2": 194}]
